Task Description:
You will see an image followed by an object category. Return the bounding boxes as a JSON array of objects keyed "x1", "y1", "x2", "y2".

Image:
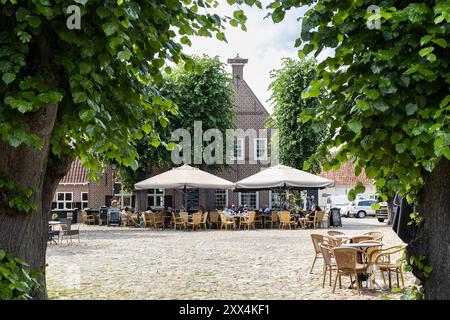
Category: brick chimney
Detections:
[{"x1": 228, "y1": 53, "x2": 248, "y2": 81}]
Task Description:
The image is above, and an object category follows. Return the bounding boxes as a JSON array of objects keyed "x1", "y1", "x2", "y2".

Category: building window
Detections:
[
  {"x1": 215, "y1": 189, "x2": 228, "y2": 209},
  {"x1": 270, "y1": 190, "x2": 286, "y2": 210},
  {"x1": 254, "y1": 138, "x2": 267, "y2": 160},
  {"x1": 147, "y1": 189, "x2": 164, "y2": 209},
  {"x1": 186, "y1": 189, "x2": 199, "y2": 211},
  {"x1": 57, "y1": 192, "x2": 73, "y2": 209},
  {"x1": 81, "y1": 192, "x2": 89, "y2": 209},
  {"x1": 230, "y1": 138, "x2": 244, "y2": 161},
  {"x1": 239, "y1": 192, "x2": 259, "y2": 210}
]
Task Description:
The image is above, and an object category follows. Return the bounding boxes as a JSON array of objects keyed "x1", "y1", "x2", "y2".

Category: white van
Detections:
[
  {"x1": 325, "y1": 195, "x2": 350, "y2": 214},
  {"x1": 326, "y1": 194, "x2": 367, "y2": 216}
]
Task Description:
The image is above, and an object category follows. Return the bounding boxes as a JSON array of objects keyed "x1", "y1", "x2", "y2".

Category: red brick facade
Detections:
[{"x1": 52, "y1": 158, "x2": 114, "y2": 210}]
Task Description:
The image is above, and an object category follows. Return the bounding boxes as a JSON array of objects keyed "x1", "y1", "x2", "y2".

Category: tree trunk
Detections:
[
  {"x1": 387, "y1": 197, "x2": 393, "y2": 225},
  {"x1": 0, "y1": 103, "x2": 72, "y2": 299},
  {"x1": 407, "y1": 158, "x2": 450, "y2": 299}
]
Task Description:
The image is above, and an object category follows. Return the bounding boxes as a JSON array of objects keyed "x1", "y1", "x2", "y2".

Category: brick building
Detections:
[
  {"x1": 134, "y1": 55, "x2": 275, "y2": 211},
  {"x1": 51, "y1": 158, "x2": 114, "y2": 210},
  {"x1": 56, "y1": 55, "x2": 372, "y2": 212}
]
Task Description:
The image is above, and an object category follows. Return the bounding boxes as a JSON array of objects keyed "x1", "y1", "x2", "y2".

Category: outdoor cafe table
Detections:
[
  {"x1": 333, "y1": 234, "x2": 350, "y2": 240},
  {"x1": 340, "y1": 242, "x2": 384, "y2": 290}
]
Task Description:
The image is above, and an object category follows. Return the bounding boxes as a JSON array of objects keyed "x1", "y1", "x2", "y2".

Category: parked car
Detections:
[
  {"x1": 348, "y1": 199, "x2": 379, "y2": 218},
  {"x1": 325, "y1": 194, "x2": 368, "y2": 217},
  {"x1": 375, "y1": 202, "x2": 388, "y2": 222}
]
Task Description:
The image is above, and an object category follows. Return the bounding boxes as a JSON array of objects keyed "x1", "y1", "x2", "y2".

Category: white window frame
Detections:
[
  {"x1": 254, "y1": 138, "x2": 267, "y2": 161},
  {"x1": 215, "y1": 189, "x2": 229, "y2": 209},
  {"x1": 56, "y1": 192, "x2": 73, "y2": 209},
  {"x1": 115, "y1": 193, "x2": 133, "y2": 208},
  {"x1": 269, "y1": 190, "x2": 277, "y2": 210},
  {"x1": 81, "y1": 192, "x2": 89, "y2": 209},
  {"x1": 230, "y1": 138, "x2": 245, "y2": 161},
  {"x1": 147, "y1": 189, "x2": 165, "y2": 209},
  {"x1": 238, "y1": 191, "x2": 259, "y2": 210}
]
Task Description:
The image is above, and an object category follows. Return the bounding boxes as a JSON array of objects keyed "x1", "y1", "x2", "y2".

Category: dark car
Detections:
[{"x1": 375, "y1": 202, "x2": 388, "y2": 222}]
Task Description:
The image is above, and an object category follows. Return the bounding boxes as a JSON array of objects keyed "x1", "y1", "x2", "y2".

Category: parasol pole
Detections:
[{"x1": 184, "y1": 185, "x2": 187, "y2": 212}]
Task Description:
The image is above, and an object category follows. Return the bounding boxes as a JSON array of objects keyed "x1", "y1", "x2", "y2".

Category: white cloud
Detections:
[{"x1": 183, "y1": 1, "x2": 309, "y2": 114}]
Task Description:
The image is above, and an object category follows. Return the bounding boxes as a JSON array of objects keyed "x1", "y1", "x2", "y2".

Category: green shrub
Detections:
[{"x1": 0, "y1": 249, "x2": 40, "y2": 300}]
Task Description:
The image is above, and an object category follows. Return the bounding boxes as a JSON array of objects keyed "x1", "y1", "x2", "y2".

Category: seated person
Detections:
[
  {"x1": 237, "y1": 204, "x2": 245, "y2": 213},
  {"x1": 120, "y1": 207, "x2": 138, "y2": 225},
  {"x1": 241, "y1": 210, "x2": 249, "y2": 221},
  {"x1": 307, "y1": 205, "x2": 322, "y2": 221},
  {"x1": 223, "y1": 207, "x2": 234, "y2": 217},
  {"x1": 263, "y1": 206, "x2": 270, "y2": 215}
]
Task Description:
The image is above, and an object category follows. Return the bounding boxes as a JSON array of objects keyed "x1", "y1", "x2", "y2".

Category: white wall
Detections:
[{"x1": 318, "y1": 184, "x2": 376, "y2": 207}]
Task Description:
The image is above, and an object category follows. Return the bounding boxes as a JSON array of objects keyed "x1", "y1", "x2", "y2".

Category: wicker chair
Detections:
[
  {"x1": 142, "y1": 212, "x2": 153, "y2": 228},
  {"x1": 254, "y1": 211, "x2": 263, "y2": 228},
  {"x1": 187, "y1": 212, "x2": 202, "y2": 231},
  {"x1": 82, "y1": 210, "x2": 95, "y2": 225},
  {"x1": 310, "y1": 234, "x2": 325, "y2": 273},
  {"x1": 200, "y1": 211, "x2": 209, "y2": 230},
  {"x1": 269, "y1": 211, "x2": 279, "y2": 228},
  {"x1": 327, "y1": 230, "x2": 347, "y2": 237},
  {"x1": 350, "y1": 235, "x2": 374, "y2": 243},
  {"x1": 370, "y1": 245, "x2": 406, "y2": 289},
  {"x1": 332, "y1": 247, "x2": 370, "y2": 295},
  {"x1": 208, "y1": 211, "x2": 220, "y2": 229},
  {"x1": 320, "y1": 243, "x2": 338, "y2": 288},
  {"x1": 219, "y1": 213, "x2": 235, "y2": 230},
  {"x1": 306, "y1": 211, "x2": 325, "y2": 229},
  {"x1": 171, "y1": 212, "x2": 186, "y2": 230},
  {"x1": 279, "y1": 211, "x2": 296, "y2": 229},
  {"x1": 179, "y1": 212, "x2": 189, "y2": 225},
  {"x1": 364, "y1": 231, "x2": 384, "y2": 241},
  {"x1": 240, "y1": 211, "x2": 256, "y2": 230},
  {"x1": 153, "y1": 212, "x2": 165, "y2": 230}
]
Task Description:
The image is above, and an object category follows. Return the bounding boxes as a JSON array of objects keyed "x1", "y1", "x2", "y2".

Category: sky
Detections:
[{"x1": 183, "y1": 1, "x2": 310, "y2": 114}]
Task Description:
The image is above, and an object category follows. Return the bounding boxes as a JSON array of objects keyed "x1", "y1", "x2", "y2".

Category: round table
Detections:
[
  {"x1": 341, "y1": 243, "x2": 381, "y2": 249},
  {"x1": 333, "y1": 234, "x2": 350, "y2": 240}
]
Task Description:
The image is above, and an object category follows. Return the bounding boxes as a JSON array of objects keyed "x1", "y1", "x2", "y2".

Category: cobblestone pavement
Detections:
[{"x1": 46, "y1": 217, "x2": 414, "y2": 300}]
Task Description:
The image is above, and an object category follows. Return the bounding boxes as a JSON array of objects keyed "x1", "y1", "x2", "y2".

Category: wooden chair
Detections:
[
  {"x1": 82, "y1": 210, "x2": 95, "y2": 225},
  {"x1": 306, "y1": 211, "x2": 325, "y2": 229},
  {"x1": 350, "y1": 235, "x2": 374, "y2": 243},
  {"x1": 240, "y1": 211, "x2": 256, "y2": 230},
  {"x1": 200, "y1": 211, "x2": 209, "y2": 230},
  {"x1": 171, "y1": 212, "x2": 186, "y2": 230},
  {"x1": 208, "y1": 211, "x2": 220, "y2": 229},
  {"x1": 187, "y1": 212, "x2": 202, "y2": 231},
  {"x1": 268, "y1": 211, "x2": 279, "y2": 228},
  {"x1": 370, "y1": 245, "x2": 406, "y2": 289},
  {"x1": 142, "y1": 212, "x2": 153, "y2": 228},
  {"x1": 309, "y1": 234, "x2": 325, "y2": 273},
  {"x1": 364, "y1": 231, "x2": 384, "y2": 241},
  {"x1": 278, "y1": 211, "x2": 296, "y2": 229},
  {"x1": 219, "y1": 213, "x2": 235, "y2": 230},
  {"x1": 254, "y1": 211, "x2": 263, "y2": 228},
  {"x1": 327, "y1": 230, "x2": 347, "y2": 237},
  {"x1": 179, "y1": 212, "x2": 189, "y2": 225},
  {"x1": 332, "y1": 247, "x2": 370, "y2": 295},
  {"x1": 320, "y1": 243, "x2": 338, "y2": 288},
  {"x1": 153, "y1": 212, "x2": 165, "y2": 230},
  {"x1": 58, "y1": 218, "x2": 80, "y2": 244}
]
